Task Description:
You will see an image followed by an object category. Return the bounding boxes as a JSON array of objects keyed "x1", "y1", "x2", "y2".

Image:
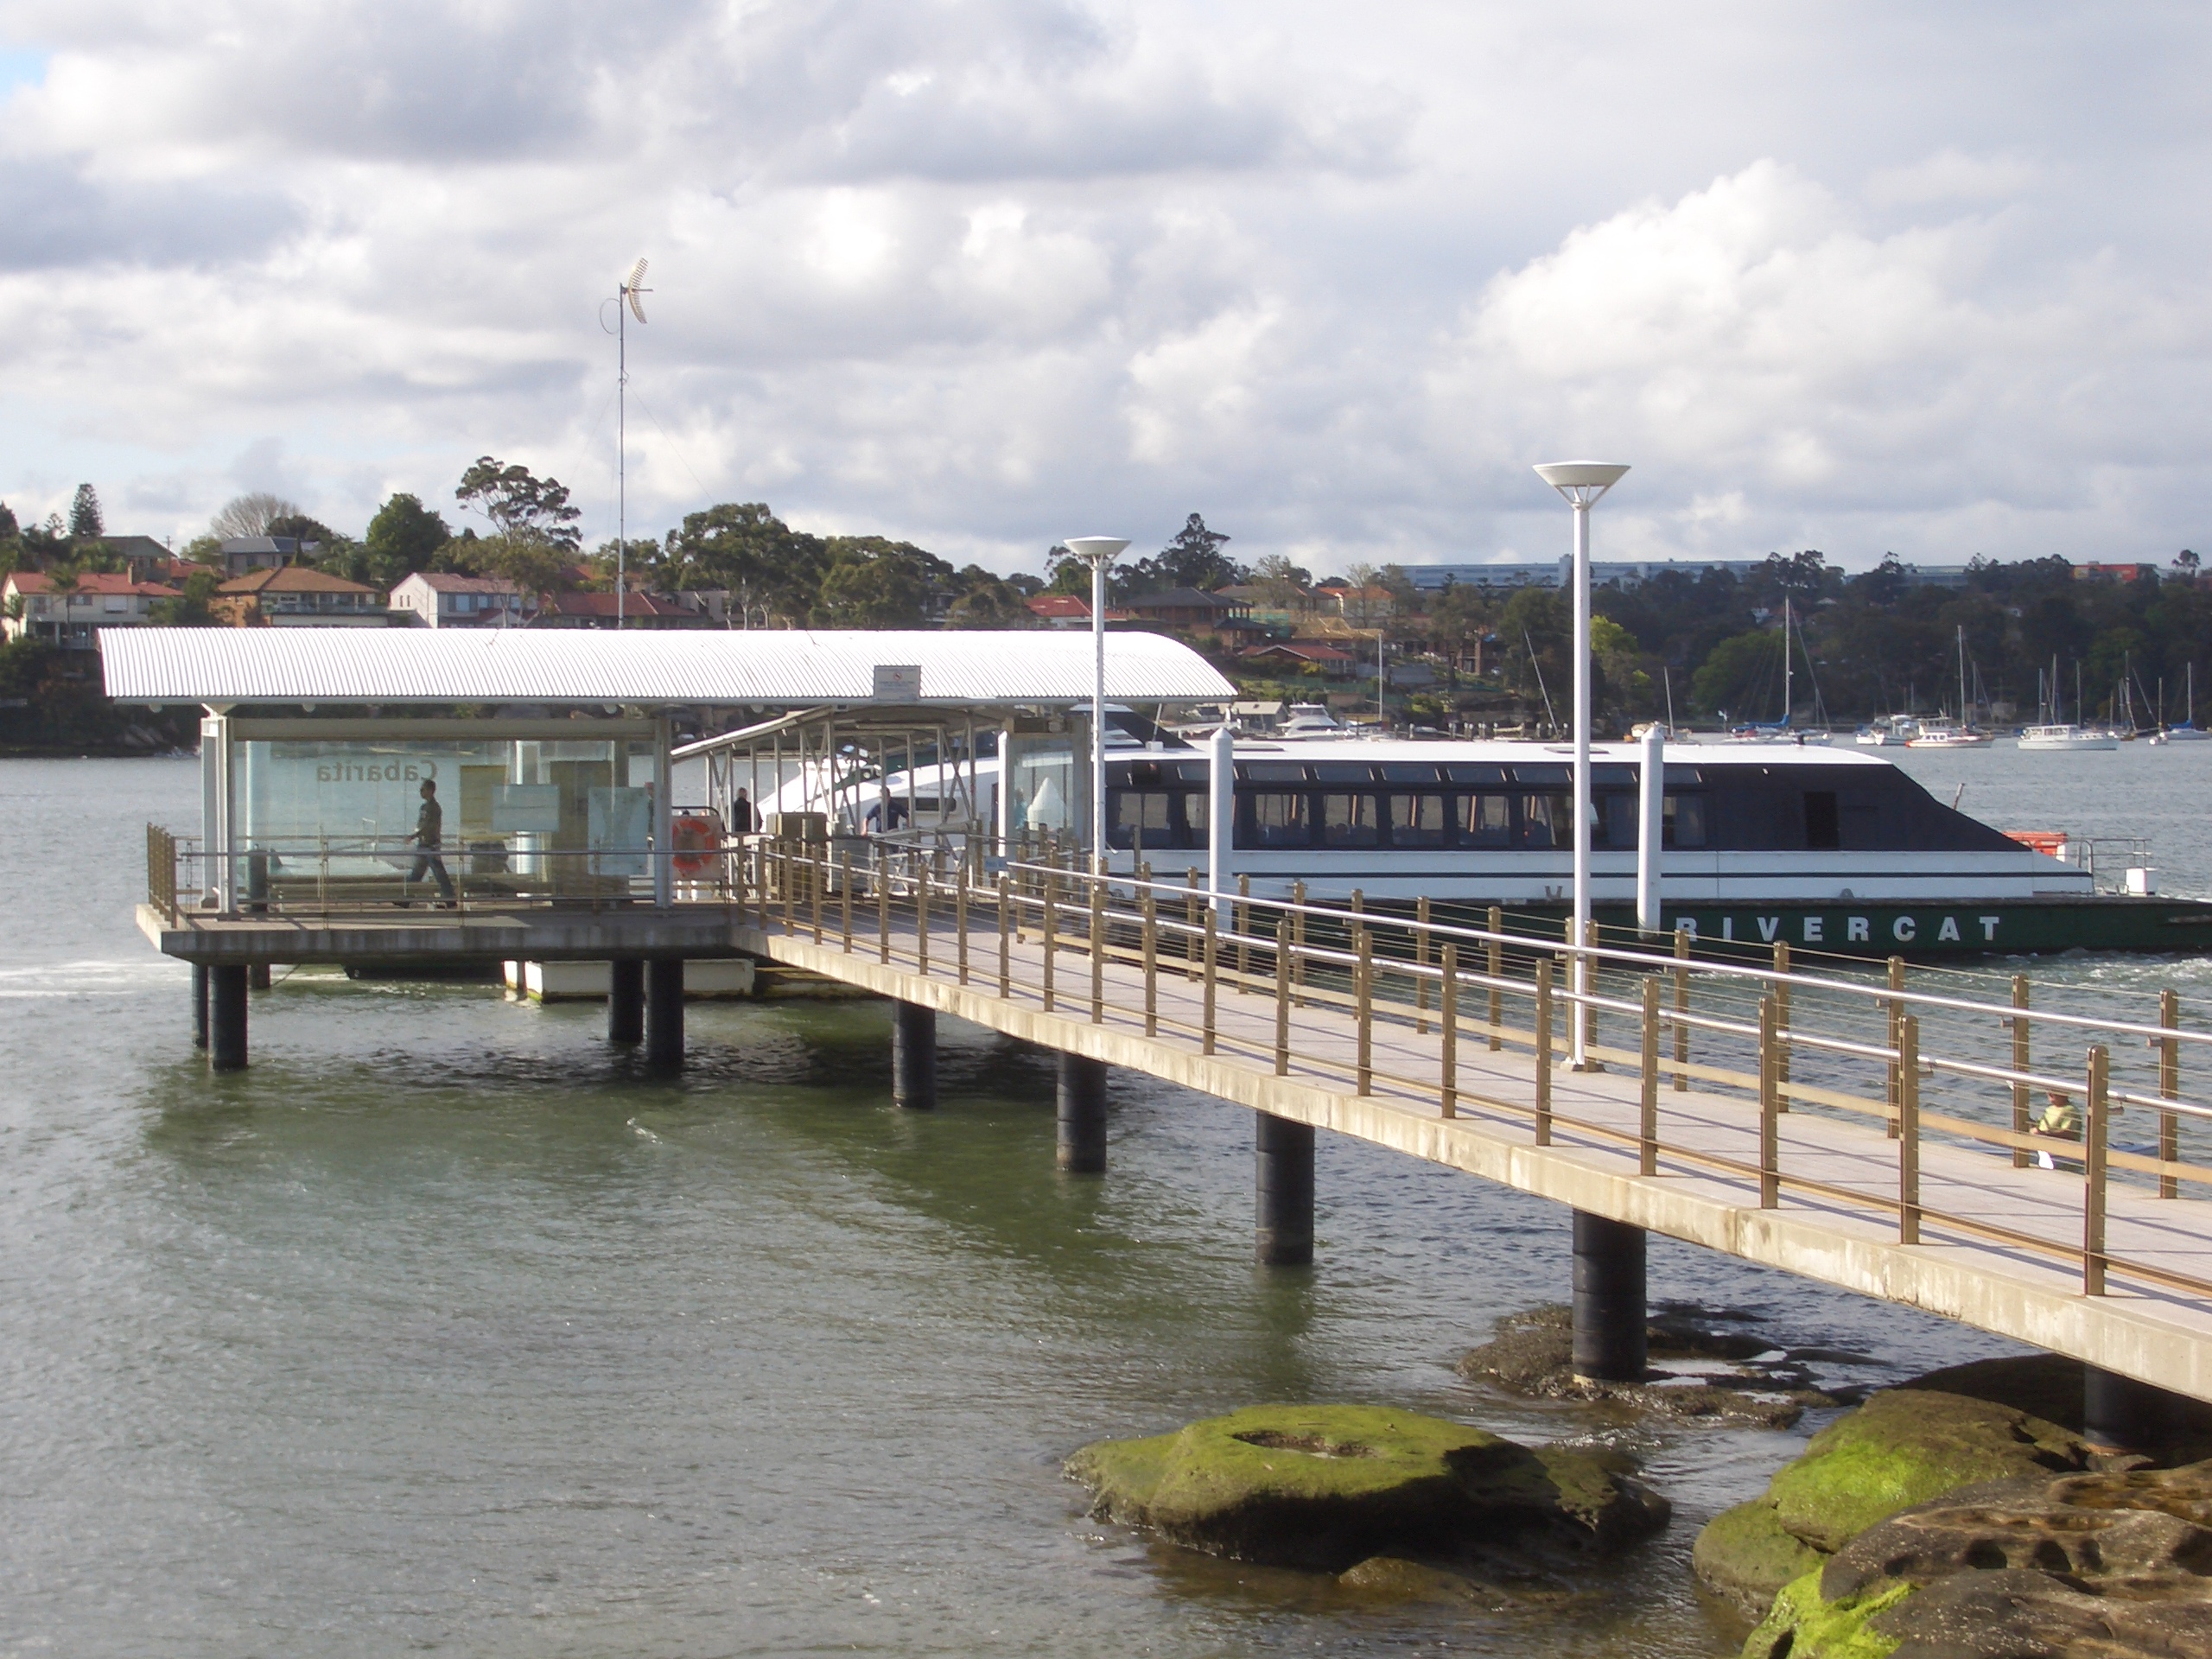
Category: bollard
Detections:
[
  {"x1": 1572, "y1": 1211, "x2": 1648, "y2": 1382},
  {"x1": 1056, "y1": 1052, "x2": 1108, "y2": 1173},
  {"x1": 1255, "y1": 1112, "x2": 1314, "y2": 1266},
  {"x1": 893, "y1": 1000, "x2": 937, "y2": 1110}
]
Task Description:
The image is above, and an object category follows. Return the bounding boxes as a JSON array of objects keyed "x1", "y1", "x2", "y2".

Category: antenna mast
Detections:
[{"x1": 616, "y1": 257, "x2": 651, "y2": 630}]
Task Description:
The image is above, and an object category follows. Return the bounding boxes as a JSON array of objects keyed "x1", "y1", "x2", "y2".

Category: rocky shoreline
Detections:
[{"x1": 1068, "y1": 1313, "x2": 2212, "y2": 1658}]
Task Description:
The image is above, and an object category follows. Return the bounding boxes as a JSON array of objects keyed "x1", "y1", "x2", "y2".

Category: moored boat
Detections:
[{"x1": 2018, "y1": 723, "x2": 2117, "y2": 752}]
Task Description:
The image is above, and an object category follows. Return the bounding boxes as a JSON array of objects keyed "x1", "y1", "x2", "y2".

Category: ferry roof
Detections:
[{"x1": 99, "y1": 626, "x2": 1236, "y2": 709}]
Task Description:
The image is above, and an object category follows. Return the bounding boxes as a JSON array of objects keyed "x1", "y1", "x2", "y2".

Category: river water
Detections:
[{"x1": 4, "y1": 747, "x2": 2209, "y2": 1658}]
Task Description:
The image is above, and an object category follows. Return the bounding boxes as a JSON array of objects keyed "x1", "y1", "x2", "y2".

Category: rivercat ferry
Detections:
[{"x1": 839, "y1": 736, "x2": 2212, "y2": 958}]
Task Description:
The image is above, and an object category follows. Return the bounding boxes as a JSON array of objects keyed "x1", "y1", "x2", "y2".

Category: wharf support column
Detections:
[
  {"x1": 645, "y1": 959, "x2": 684, "y2": 1072},
  {"x1": 1255, "y1": 1112, "x2": 1314, "y2": 1266},
  {"x1": 892, "y1": 1001, "x2": 936, "y2": 1111},
  {"x1": 1056, "y1": 1052, "x2": 1107, "y2": 1173},
  {"x1": 607, "y1": 959, "x2": 645, "y2": 1046},
  {"x1": 1572, "y1": 1211, "x2": 1647, "y2": 1382},
  {"x1": 208, "y1": 963, "x2": 249, "y2": 1072},
  {"x1": 2084, "y1": 1365, "x2": 2184, "y2": 1458}
]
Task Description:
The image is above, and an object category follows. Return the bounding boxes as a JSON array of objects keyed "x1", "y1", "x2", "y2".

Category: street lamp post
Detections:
[
  {"x1": 1064, "y1": 537, "x2": 1129, "y2": 875},
  {"x1": 1533, "y1": 461, "x2": 1630, "y2": 1071}
]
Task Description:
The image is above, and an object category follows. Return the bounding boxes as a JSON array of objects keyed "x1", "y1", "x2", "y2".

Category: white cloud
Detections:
[{"x1": 1, "y1": 0, "x2": 2210, "y2": 572}]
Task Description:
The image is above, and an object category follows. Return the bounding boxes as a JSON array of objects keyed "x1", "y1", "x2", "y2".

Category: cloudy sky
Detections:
[{"x1": 2, "y1": 0, "x2": 2207, "y2": 576}]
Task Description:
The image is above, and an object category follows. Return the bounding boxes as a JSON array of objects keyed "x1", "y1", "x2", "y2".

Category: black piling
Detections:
[
  {"x1": 209, "y1": 963, "x2": 249, "y2": 1072},
  {"x1": 1255, "y1": 1112, "x2": 1314, "y2": 1266},
  {"x1": 248, "y1": 963, "x2": 272, "y2": 991},
  {"x1": 1055, "y1": 1052, "x2": 1108, "y2": 1173},
  {"x1": 892, "y1": 1001, "x2": 937, "y2": 1110},
  {"x1": 1571, "y1": 1211, "x2": 1648, "y2": 1382},
  {"x1": 191, "y1": 962, "x2": 208, "y2": 1050},
  {"x1": 645, "y1": 959, "x2": 685, "y2": 1072},
  {"x1": 607, "y1": 959, "x2": 645, "y2": 1045}
]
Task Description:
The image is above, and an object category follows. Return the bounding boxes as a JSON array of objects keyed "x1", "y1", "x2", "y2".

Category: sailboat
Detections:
[
  {"x1": 1723, "y1": 595, "x2": 1832, "y2": 744},
  {"x1": 2153, "y1": 664, "x2": 2211, "y2": 743},
  {"x1": 1907, "y1": 626, "x2": 1995, "y2": 747},
  {"x1": 2019, "y1": 652, "x2": 2116, "y2": 751}
]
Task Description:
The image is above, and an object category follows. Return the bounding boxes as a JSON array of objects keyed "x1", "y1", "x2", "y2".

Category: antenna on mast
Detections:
[{"x1": 610, "y1": 257, "x2": 652, "y2": 629}]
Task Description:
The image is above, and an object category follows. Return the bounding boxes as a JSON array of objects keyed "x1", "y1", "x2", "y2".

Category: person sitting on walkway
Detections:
[
  {"x1": 2031, "y1": 1090, "x2": 2079, "y2": 1171},
  {"x1": 404, "y1": 779, "x2": 457, "y2": 907}
]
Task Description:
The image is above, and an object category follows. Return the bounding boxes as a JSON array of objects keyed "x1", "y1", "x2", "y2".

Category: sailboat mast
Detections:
[
  {"x1": 1783, "y1": 594, "x2": 1794, "y2": 725},
  {"x1": 1957, "y1": 626, "x2": 1967, "y2": 728}
]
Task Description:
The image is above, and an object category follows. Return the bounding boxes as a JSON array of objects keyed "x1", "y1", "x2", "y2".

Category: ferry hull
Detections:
[{"x1": 1433, "y1": 894, "x2": 2212, "y2": 960}]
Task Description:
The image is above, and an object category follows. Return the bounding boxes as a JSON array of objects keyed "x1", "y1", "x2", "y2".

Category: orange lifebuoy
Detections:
[{"x1": 671, "y1": 812, "x2": 722, "y2": 877}]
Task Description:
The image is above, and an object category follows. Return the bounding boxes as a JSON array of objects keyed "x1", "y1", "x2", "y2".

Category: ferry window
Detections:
[
  {"x1": 1319, "y1": 792, "x2": 1381, "y2": 847},
  {"x1": 1463, "y1": 793, "x2": 1511, "y2": 847},
  {"x1": 1243, "y1": 791, "x2": 1311, "y2": 849},
  {"x1": 1181, "y1": 790, "x2": 1209, "y2": 841},
  {"x1": 1389, "y1": 793, "x2": 1451, "y2": 847},
  {"x1": 1311, "y1": 762, "x2": 1376, "y2": 784},
  {"x1": 1513, "y1": 764, "x2": 1571, "y2": 788},
  {"x1": 1236, "y1": 761, "x2": 1310, "y2": 784},
  {"x1": 1522, "y1": 793, "x2": 1568, "y2": 849},
  {"x1": 1378, "y1": 763, "x2": 1444, "y2": 784},
  {"x1": 1444, "y1": 763, "x2": 1509, "y2": 786},
  {"x1": 1803, "y1": 790, "x2": 1841, "y2": 850},
  {"x1": 1597, "y1": 794, "x2": 1637, "y2": 848},
  {"x1": 1663, "y1": 793, "x2": 1708, "y2": 849},
  {"x1": 1110, "y1": 790, "x2": 1170, "y2": 850}
]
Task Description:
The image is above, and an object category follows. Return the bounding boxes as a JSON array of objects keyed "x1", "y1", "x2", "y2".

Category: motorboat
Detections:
[
  {"x1": 1905, "y1": 719, "x2": 1993, "y2": 749},
  {"x1": 1854, "y1": 719, "x2": 1915, "y2": 747},
  {"x1": 1273, "y1": 702, "x2": 1351, "y2": 741},
  {"x1": 2018, "y1": 723, "x2": 2117, "y2": 752}
]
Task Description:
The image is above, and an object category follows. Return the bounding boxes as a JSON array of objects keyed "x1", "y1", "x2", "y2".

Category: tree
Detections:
[
  {"x1": 0, "y1": 503, "x2": 18, "y2": 542},
  {"x1": 1428, "y1": 583, "x2": 1491, "y2": 670},
  {"x1": 363, "y1": 493, "x2": 452, "y2": 586},
  {"x1": 454, "y1": 457, "x2": 582, "y2": 551},
  {"x1": 662, "y1": 502, "x2": 823, "y2": 625},
  {"x1": 813, "y1": 536, "x2": 956, "y2": 627},
  {"x1": 1123, "y1": 512, "x2": 1243, "y2": 594},
  {"x1": 1043, "y1": 543, "x2": 1096, "y2": 597},
  {"x1": 264, "y1": 513, "x2": 338, "y2": 548},
  {"x1": 210, "y1": 493, "x2": 302, "y2": 538},
  {"x1": 944, "y1": 566, "x2": 1033, "y2": 628},
  {"x1": 150, "y1": 569, "x2": 222, "y2": 626},
  {"x1": 68, "y1": 484, "x2": 103, "y2": 540},
  {"x1": 461, "y1": 533, "x2": 572, "y2": 599},
  {"x1": 1250, "y1": 553, "x2": 1311, "y2": 610},
  {"x1": 1690, "y1": 628, "x2": 1784, "y2": 717},
  {"x1": 2177, "y1": 550, "x2": 2201, "y2": 575}
]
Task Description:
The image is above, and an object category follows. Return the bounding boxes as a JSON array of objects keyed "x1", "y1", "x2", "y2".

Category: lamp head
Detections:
[
  {"x1": 1064, "y1": 536, "x2": 1129, "y2": 566},
  {"x1": 1534, "y1": 461, "x2": 1630, "y2": 505}
]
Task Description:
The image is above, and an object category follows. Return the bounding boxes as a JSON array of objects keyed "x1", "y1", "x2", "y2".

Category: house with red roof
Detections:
[{"x1": 2, "y1": 569, "x2": 184, "y2": 649}]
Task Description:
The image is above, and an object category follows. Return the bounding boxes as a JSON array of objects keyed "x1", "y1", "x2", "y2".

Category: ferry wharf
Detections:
[{"x1": 108, "y1": 628, "x2": 2212, "y2": 1452}]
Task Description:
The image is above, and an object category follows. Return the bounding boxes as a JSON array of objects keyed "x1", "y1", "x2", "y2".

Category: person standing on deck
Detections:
[{"x1": 404, "y1": 778, "x2": 456, "y2": 906}]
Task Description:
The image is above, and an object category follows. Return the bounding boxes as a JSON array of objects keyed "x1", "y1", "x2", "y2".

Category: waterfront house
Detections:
[
  {"x1": 389, "y1": 572, "x2": 528, "y2": 628},
  {"x1": 1238, "y1": 641, "x2": 1358, "y2": 679},
  {"x1": 533, "y1": 590, "x2": 704, "y2": 629},
  {"x1": 2, "y1": 569, "x2": 184, "y2": 649},
  {"x1": 211, "y1": 565, "x2": 389, "y2": 626},
  {"x1": 1023, "y1": 594, "x2": 1135, "y2": 630}
]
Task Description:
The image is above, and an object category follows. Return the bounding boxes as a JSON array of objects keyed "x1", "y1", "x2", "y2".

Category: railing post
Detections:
[
  {"x1": 2159, "y1": 988, "x2": 2180, "y2": 1198},
  {"x1": 1771, "y1": 938, "x2": 1790, "y2": 1109},
  {"x1": 1273, "y1": 912, "x2": 1291, "y2": 1076},
  {"x1": 1355, "y1": 924, "x2": 1373, "y2": 1095},
  {"x1": 784, "y1": 842, "x2": 797, "y2": 936},
  {"x1": 2011, "y1": 975, "x2": 2031, "y2": 1168},
  {"x1": 1440, "y1": 940, "x2": 1459, "y2": 1119},
  {"x1": 1185, "y1": 868, "x2": 1201, "y2": 982},
  {"x1": 1202, "y1": 907, "x2": 1218, "y2": 1056},
  {"x1": 1292, "y1": 880, "x2": 1308, "y2": 1007},
  {"x1": 1898, "y1": 1014, "x2": 1920, "y2": 1243},
  {"x1": 754, "y1": 841, "x2": 768, "y2": 930},
  {"x1": 1142, "y1": 882, "x2": 1159, "y2": 1036},
  {"x1": 1041, "y1": 867, "x2": 1057, "y2": 1012},
  {"x1": 956, "y1": 863, "x2": 969, "y2": 986},
  {"x1": 1885, "y1": 955, "x2": 1905, "y2": 1136},
  {"x1": 1758, "y1": 995, "x2": 1779, "y2": 1208},
  {"x1": 2085, "y1": 1043, "x2": 2109, "y2": 1294},
  {"x1": 1639, "y1": 976, "x2": 1660, "y2": 1176},
  {"x1": 811, "y1": 843, "x2": 824, "y2": 944},
  {"x1": 1582, "y1": 917, "x2": 1600, "y2": 1062},
  {"x1": 1534, "y1": 958, "x2": 1553, "y2": 1146},
  {"x1": 1487, "y1": 904, "x2": 1503, "y2": 1052},
  {"x1": 868, "y1": 852, "x2": 887, "y2": 962},
  {"x1": 1672, "y1": 924, "x2": 1690, "y2": 1090},
  {"x1": 997, "y1": 873, "x2": 1012, "y2": 998},
  {"x1": 1090, "y1": 877, "x2": 1104, "y2": 1026},
  {"x1": 840, "y1": 849, "x2": 853, "y2": 951},
  {"x1": 1236, "y1": 873, "x2": 1250, "y2": 982},
  {"x1": 917, "y1": 864, "x2": 931, "y2": 976},
  {"x1": 1414, "y1": 895, "x2": 1431, "y2": 1034}
]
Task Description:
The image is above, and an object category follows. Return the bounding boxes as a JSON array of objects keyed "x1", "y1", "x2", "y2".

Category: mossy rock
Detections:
[
  {"x1": 1693, "y1": 1497, "x2": 1825, "y2": 1618},
  {"x1": 1066, "y1": 1403, "x2": 1669, "y2": 1571},
  {"x1": 1764, "y1": 1389, "x2": 2089, "y2": 1554},
  {"x1": 1742, "y1": 1568, "x2": 1913, "y2": 1659}
]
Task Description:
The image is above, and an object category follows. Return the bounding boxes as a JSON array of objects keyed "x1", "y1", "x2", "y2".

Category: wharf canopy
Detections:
[{"x1": 101, "y1": 627, "x2": 1234, "y2": 909}]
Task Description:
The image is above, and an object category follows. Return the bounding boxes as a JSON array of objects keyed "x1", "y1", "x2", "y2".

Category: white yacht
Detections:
[
  {"x1": 2018, "y1": 724, "x2": 2117, "y2": 752},
  {"x1": 1272, "y1": 702, "x2": 1351, "y2": 741},
  {"x1": 1905, "y1": 720, "x2": 1993, "y2": 749}
]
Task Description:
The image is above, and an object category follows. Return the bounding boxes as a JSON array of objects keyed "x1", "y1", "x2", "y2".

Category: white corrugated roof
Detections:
[{"x1": 99, "y1": 626, "x2": 1235, "y2": 708}]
